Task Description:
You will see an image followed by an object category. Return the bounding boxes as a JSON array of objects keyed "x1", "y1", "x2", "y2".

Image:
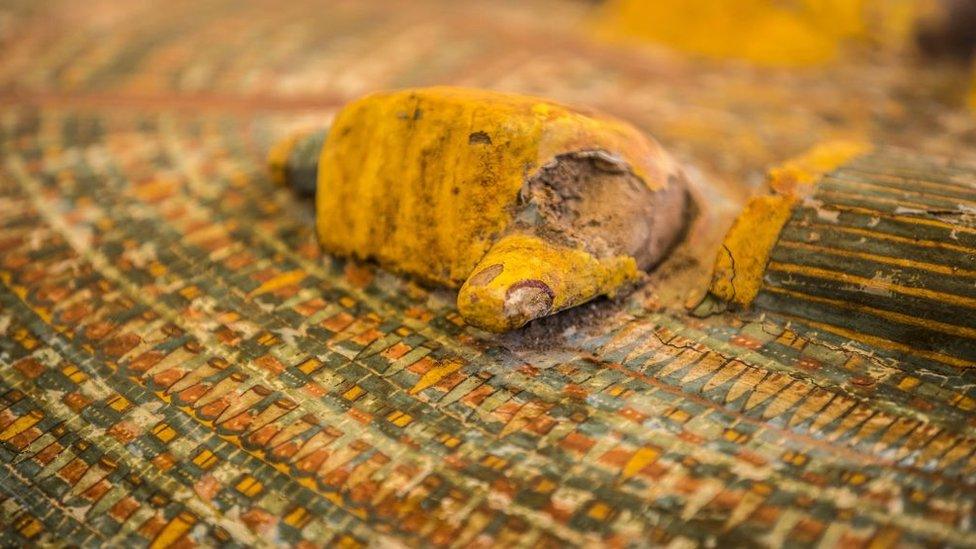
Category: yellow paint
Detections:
[
  {"x1": 969, "y1": 67, "x2": 976, "y2": 111},
  {"x1": 777, "y1": 240, "x2": 976, "y2": 278},
  {"x1": 709, "y1": 140, "x2": 869, "y2": 306},
  {"x1": 480, "y1": 455, "x2": 506, "y2": 470},
  {"x1": 897, "y1": 376, "x2": 921, "y2": 391},
  {"x1": 440, "y1": 433, "x2": 461, "y2": 449},
  {"x1": 108, "y1": 395, "x2": 131, "y2": 412},
  {"x1": 827, "y1": 203, "x2": 976, "y2": 235},
  {"x1": 810, "y1": 223, "x2": 976, "y2": 255},
  {"x1": 767, "y1": 140, "x2": 870, "y2": 196},
  {"x1": 587, "y1": 502, "x2": 613, "y2": 520},
  {"x1": 269, "y1": 87, "x2": 686, "y2": 330},
  {"x1": 534, "y1": 477, "x2": 557, "y2": 493},
  {"x1": 0, "y1": 410, "x2": 43, "y2": 442},
  {"x1": 152, "y1": 423, "x2": 178, "y2": 443},
  {"x1": 622, "y1": 447, "x2": 660, "y2": 479},
  {"x1": 316, "y1": 86, "x2": 675, "y2": 288},
  {"x1": 267, "y1": 130, "x2": 304, "y2": 187},
  {"x1": 149, "y1": 512, "x2": 196, "y2": 549},
  {"x1": 283, "y1": 507, "x2": 310, "y2": 528},
  {"x1": 341, "y1": 385, "x2": 365, "y2": 401},
  {"x1": 409, "y1": 358, "x2": 462, "y2": 394},
  {"x1": 820, "y1": 188, "x2": 948, "y2": 212},
  {"x1": 386, "y1": 410, "x2": 414, "y2": 427},
  {"x1": 297, "y1": 357, "x2": 323, "y2": 375},
  {"x1": 192, "y1": 449, "x2": 219, "y2": 469},
  {"x1": 833, "y1": 178, "x2": 976, "y2": 209},
  {"x1": 765, "y1": 286, "x2": 976, "y2": 341},
  {"x1": 248, "y1": 270, "x2": 306, "y2": 298},
  {"x1": 16, "y1": 517, "x2": 43, "y2": 539},
  {"x1": 767, "y1": 262, "x2": 976, "y2": 310},
  {"x1": 457, "y1": 233, "x2": 639, "y2": 332},
  {"x1": 953, "y1": 393, "x2": 976, "y2": 411},
  {"x1": 597, "y1": 0, "x2": 926, "y2": 66},
  {"x1": 235, "y1": 475, "x2": 263, "y2": 497},
  {"x1": 62, "y1": 363, "x2": 88, "y2": 383},
  {"x1": 709, "y1": 194, "x2": 795, "y2": 306}
]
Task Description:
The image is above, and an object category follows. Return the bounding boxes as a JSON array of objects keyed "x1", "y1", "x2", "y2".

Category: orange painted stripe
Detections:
[
  {"x1": 802, "y1": 222, "x2": 976, "y2": 256},
  {"x1": 844, "y1": 166, "x2": 976, "y2": 194},
  {"x1": 763, "y1": 286, "x2": 976, "y2": 341},
  {"x1": 771, "y1": 314, "x2": 973, "y2": 368},
  {"x1": 766, "y1": 262, "x2": 976, "y2": 310},
  {"x1": 813, "y1": 203, "x2": 976, "y2": 236},
  {"x1": 844, "y1": 166, "x2": 976, "y2": 192},
  {"x1": 776, "y1": 240, "x2": 976, "y2": 278},
  {"x1": 818, "y1": 189, "x2": 955, "y2": 213},
  {"x1": 824, "y1": 176, "x2": 976, "y2": 209}
]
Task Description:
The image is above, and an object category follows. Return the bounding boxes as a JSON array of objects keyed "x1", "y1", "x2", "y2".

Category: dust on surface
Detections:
[
  {"x1": 494, "y1": 293, "x2": 629, "y2": 351},
  {"x1": 518, "y1": 152, "x2": 687, "y2": 270}
]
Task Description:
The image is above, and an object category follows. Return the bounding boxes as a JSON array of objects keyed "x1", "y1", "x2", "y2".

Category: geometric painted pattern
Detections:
[
  {"x1": 1, "y1": 0, "x2": 976, "y2": 546},
  {"x1": 756, "y1": 150, "x2": 976, "y2": 369},
  {"x1": 3, "y1": 107, "x2": 975, "y2": 547}
]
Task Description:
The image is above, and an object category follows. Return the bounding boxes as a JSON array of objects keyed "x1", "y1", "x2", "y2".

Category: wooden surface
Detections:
[{"x1": 0, "y1": 1, "x2": 975, "y2": 546}]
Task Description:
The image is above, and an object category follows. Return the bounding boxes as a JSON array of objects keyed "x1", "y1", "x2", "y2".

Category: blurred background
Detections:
[{"x1": 2, "y1": 0, "x2": 974, "y2": 205}]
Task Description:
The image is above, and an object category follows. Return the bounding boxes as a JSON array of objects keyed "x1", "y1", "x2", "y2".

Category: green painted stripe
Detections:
[
  {"x1": 791, "y1": 203, "x2": 976, "y2": 248},
  {"x1": 754, "y1": 290, "x2": 976, "y2": 363},
  {"x1": 762, "y1": 269, "x2": 976, "y2": 330},
  {"x1": 778, "y1": 224, "x2": 976, "y2": 272},
  {"x1": 848, "y1": 157, "x2": 976, "y2": 190},
  {"x1": 816, "y1": 187, "x2": 972, "y2": 217},
  {"x1": 820, "y1": 177, "x2": 976, "y2": 211},
  {"x1": 831, "y1": 169, "x2": 976, "y2": 202},
  {"x1": 768, "y1": 242, "x2": 976, "y2": 298}
]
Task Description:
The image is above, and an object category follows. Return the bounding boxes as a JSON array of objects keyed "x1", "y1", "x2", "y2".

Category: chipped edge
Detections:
[{"x1": 708, "y1": 140, "x2": 872, "y2": 307}]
